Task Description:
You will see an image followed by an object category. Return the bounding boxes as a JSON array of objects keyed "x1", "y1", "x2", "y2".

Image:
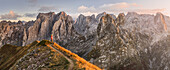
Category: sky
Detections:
[{"x1": 0, "y1": 0, "x2": 169, "y2": 21}]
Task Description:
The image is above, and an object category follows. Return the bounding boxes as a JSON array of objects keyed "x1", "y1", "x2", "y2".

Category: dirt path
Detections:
[{"x1": 48, "y1": 45, "x2": 74, "y2": 70}]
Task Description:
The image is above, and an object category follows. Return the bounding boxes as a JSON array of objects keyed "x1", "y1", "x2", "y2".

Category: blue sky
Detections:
[{"x1": 0, "y1": 0, "x2": 169, "y2": 21}]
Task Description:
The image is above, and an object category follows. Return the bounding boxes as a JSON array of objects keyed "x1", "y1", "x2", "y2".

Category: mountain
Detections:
[
  {"x1": 0, "y1": 20, "x2": 33, "y2": 46},
  {"x1": 87, "y1": 12, "x2": 170, "y2": 69},
  {"x1": 1, "y1": 11, "x2": 170, "y2": 69},
  {"x1": 0, "y1": 40, "x2": 101, "y2": 70}
]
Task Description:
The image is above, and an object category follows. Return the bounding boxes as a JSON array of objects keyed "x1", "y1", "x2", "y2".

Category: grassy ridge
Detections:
[
  {"x1": 0, "y1": 41, "x2": 39, "y2": 70},
  {"x1": 52, "y1": 42, "x2": 102, "y2": 70},
  {"x1": 0, "y1": 40, "x2": 101, "y2": 70}
]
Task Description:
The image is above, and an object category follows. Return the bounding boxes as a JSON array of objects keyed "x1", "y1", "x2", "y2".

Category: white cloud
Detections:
[
  {"x1": 79, "y1": 11, "x2": 98, "y2": 16},
  {"x1": 77, "y1": 5, "x2": 96, "y2": 13},
  {"x1": 69, "y1": 12, "x2": 98, "y2": 20},
  {"x1": 78, "y1": 5, "x2": 88, "y2": 11},
  {"x1": 76, "y1": 2, "x2": 166, "y2": 16},
  {"x1": 77, "y1": 2, "x2": 141, "y2": 15},
  {"x1": 134, "y1": 8, "x2": 166, "y2": 14},
  {"x1": 98, "y1": 2, "x2": 141, "y2": 13},
  {"x1": 0, "y1": 11, "x2": 22, "y2": 20},
  {"x1": 99, "y1": 2, "x2": 140, "y2": 9}
]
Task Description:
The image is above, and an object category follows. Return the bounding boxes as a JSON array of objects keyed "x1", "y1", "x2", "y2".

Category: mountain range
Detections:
[{"x1": 0, "y1": 11, "x2": 170, "y2": 70}]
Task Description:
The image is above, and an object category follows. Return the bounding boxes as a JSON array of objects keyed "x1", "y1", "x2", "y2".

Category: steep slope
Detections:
[
  {"x1": 86, "y1": 12, "x2": 170, "y2": 69},
  {"x1": 0, "y1": 12, "x2": 74, "y2": 47},
  {"x1": 87, "y1": 14, "x2": 139, "y2": 69},
  {"x1": 0, "y1": 21, "x2": 29, "y2": 46},
  {"x1": 73, "y1": 14, "x2": 98, "y2": 36},
  {"x1": 1, "y1": 11, "x2": 170, "y2": 70},
  {"x1": 24, "y1": 11, "x2": 75, "y2": 48},
  {"x1": 0, "y1": 41, "x2": 39, "y2": 70},
  {"x1": 66, "y1": 14, "x2": 98, "y2": 56},
  {"x1": 12, "y1": 40, "x2": 73, "y2": 70},
  {"x1": 0, "y1": 40, "x2": 101, "y2": 70},
  {"x1": 25, "y1": 12, "x2": 56, "y2": 45},
  {"x1": 47, "y1": 45, "x2": 74, "y2": 70},
  {"x1": 123, "y1": 12, "x2": 168, "y2": 44}
]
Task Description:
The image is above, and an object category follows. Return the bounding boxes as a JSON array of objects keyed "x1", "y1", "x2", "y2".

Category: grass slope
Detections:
[
  {"x1": 0, "y1": 40, "x2": 101, "y2": 70},
  {"x1": 0, "y1": 41, "x2": 39, "y2": 70}
]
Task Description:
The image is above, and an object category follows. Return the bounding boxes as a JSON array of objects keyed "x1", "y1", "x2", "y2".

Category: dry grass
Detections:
[
  {"x1": 0, "y1": 41, "x2": 39, "y2": 70},
  {"x1": 53, "y1": 43, "x2": 102, "y2": 70},
  {"x1": 0, "y1": 40, "x2": 101, "y2": 70}
]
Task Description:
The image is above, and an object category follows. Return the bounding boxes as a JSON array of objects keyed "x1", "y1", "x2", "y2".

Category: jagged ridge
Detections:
[{"x1": 1, "y1": 11, "x2": 170, "y2": 69}]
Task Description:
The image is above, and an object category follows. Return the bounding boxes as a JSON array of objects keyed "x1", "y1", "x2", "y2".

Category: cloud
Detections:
[
  {"x1": 99, "y1": 2, "x2": 140, "y2": 9},
  {"x1": 38, "y1": 6, "x2": 57, "y2": 12},
  {"x1": 76, "y1": 2, "x2": 166, "y2": 16},
  {"x1": 99, "y1": 2, "x2": 141, "y2": 12},
  {"x1": 0, "y1": 11, "x2": 22, "y2": 20},
  {"x1": 134, "y1": 8, "x2": 166, "y2": 14},
  {"x1": 24, "y1": 13, "x2": 37, "y2": 17},
  {"x1": 77, "y1": 5, "x2": 96, "y2": 13},
  {"x1": 77, "y1": 2, "x2": 140, "y2": 14},
  {"x1": 79, "y1": 11, "x2": 98, "y2": 16}
]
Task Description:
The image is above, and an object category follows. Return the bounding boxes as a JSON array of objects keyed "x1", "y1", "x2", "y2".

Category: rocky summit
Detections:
[{"x1": 1, "y1": 11, "x2": 170, "y2": 70}]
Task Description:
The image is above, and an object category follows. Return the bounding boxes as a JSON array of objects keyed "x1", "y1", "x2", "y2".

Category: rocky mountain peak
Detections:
[
  {"x1": 103, "y1": 12, "x2": 107, "y2": 14},
  {"x1": 117, "y1": 13, "x2": 125, "y2": 19},
  {"x1": 73, "y1": 14, "x2": 98, "y2": 36},
  {"x1": 127, "y1": 12, "x2": 138, "y2": 16},
  {"x1": 100, "y1": 14, "x2": 115, "y2": 25},
  {"x1": 37, "y1": 12, "x2": 55, "y2": 19},
  {"x1": 57, "y1": 11, "x2": 67, "y2": 17},
  {"x1": 155, "y1": 12, "x2": 167, "y2": 31},
  {"x1": 78, "y1": 14, "x2": 85, "y2": 19},
  {"x1": 91, "y1": 14, "x2": 95, "y2": 18},
  {"x1": 115, "y1": 13, "x2": 125, "y2": 26},
  {"x1": 96, "y1": 12, "x2": 116, "y2": 22},
  {"x1": 55, "y1": 11, "x2": 73, "y2": 23},
  {"x1": 97, "y1": 14, "x2": 117, "y2": 37},
  {"x1": 96, "y1": 12, "x2": 107, "y2": 21},
  {"x1": 1, "y1": 11, "x2": 170, "y2": 70}
]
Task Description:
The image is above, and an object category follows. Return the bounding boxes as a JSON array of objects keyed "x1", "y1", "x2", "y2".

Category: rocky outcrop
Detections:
[
  {"x1": 85, "y1": 12, "x2": 170, "y2": 69},
  {"x1": 87, "y1": 14, "x2": 138, "y2": 69},
  {"x1": 24, "y1": 12, "x2": 74, "y2": 46},
  {"x1": 25, "y1": 12, "x2": 56, "y2": 45},
  {"x1": 0, "y1": 21, "x2": 26, "y2": 46},
  {"x1": 115, "y1": 13, "x2": 125, "y2": 26},
  {"x1": 65, "y1": 14, "x2": 98, "y2": 56},
  {"x1": 52, "y1": 12, "x2": 73, "y2": 45},
  {"x1": 123, "y1": 12, "x2": 169, "y2": 45},
  {"x1": 96, "y1": 12, "x2": 116, "y2": 21},
  {"x1": 73, "y1": 14, "x2": 98, "y2": 37},
  {"x1": 1, "y1": 11, "x2": 170, "y2": 70}
]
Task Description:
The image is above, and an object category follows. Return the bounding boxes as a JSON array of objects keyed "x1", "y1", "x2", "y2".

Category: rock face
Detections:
[
  {"x1": 87, "y1": 12, "x2": 170, "y2": 69},
  {"x1": 96, "y1": 12, "x2": 116, "y2": 21},
  {"x1": 25, "y1": 12, "x2": 56, "y2": 45},
  {"x1": 1, "y1": 11, "x2": 170, "y2": 70},
  {"x1": 0, "y1": 21, "x2": 34, "y2": 46},
  {"x1": 65, "y1": 14, "x2": 98, "y2": 55},
  {"x1": 24, "y1": 12, "x2": 74, "y2": 46},
  {"x1": 73, "y1": 14, "x2": 98, "y2": 36},
  {"x1": 87, "y1": 14, "x2": 138, "y2": 69}
]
